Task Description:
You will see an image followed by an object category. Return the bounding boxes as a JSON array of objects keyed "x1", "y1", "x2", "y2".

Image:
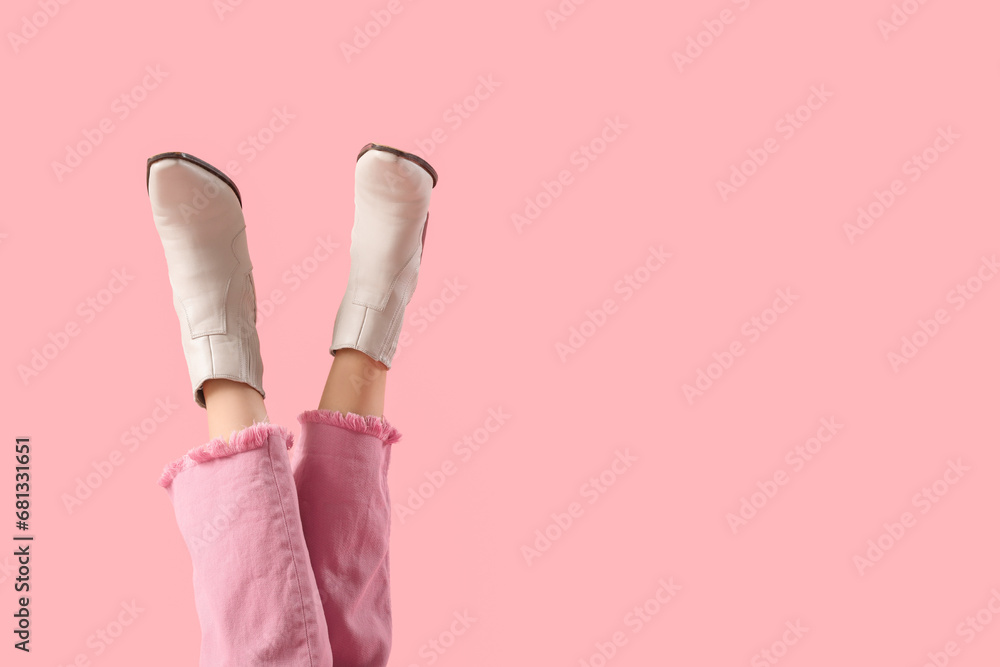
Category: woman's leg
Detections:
[
  {"x1": 318, "y1": 348, "x2": 387, "y2": 417},
  {"x1": 204, "y1": 378, "x2": 270, "y2": 440},
  {"x1": 292, "y1": 143, "x2": 437, "y2": 667},
  {"x1": 291, "y1": 407, "x2": 400, "y2": 667},
  {"x1": 148, "y1": 153, "x2": 332, "y2": 665},
  {"x1": 162, "y1": 422, "x2": 332, "y2": 666}
]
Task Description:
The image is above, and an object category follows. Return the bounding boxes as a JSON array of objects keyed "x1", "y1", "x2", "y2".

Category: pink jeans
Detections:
[{"x1": 160, "y1": 408, "x2": 402, "y2": 666}]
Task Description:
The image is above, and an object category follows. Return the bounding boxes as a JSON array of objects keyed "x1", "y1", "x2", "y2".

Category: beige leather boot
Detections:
[
  {"x1": 330, "y1": 143, "x2": 439, "y2": 367},
  {"x1": 146, "y1": 152, "x2": 264, "y2": 408}
]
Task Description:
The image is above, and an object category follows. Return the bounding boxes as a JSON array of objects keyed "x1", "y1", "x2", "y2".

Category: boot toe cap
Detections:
[
  {"x1": 356, "y1": 149, "x2": 433, "y2": 202},
  {"x1": 148, "y1": 158, "x2": 240, "y2": 218}
]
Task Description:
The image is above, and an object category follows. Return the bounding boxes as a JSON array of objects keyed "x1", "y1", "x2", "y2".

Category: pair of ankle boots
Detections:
[{"x1": 145, "y1": 143, "x2": 438, "y2": 408}]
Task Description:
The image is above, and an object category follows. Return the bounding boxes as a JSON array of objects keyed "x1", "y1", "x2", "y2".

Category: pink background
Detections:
[{"x1": 3, "y1": 0, "x2": 1000, "y2": 664}]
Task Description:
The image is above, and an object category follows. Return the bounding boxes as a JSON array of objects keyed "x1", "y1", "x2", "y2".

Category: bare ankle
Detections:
[{"x1": 203, "y1": 379, "x2": 268, "y2": 441}]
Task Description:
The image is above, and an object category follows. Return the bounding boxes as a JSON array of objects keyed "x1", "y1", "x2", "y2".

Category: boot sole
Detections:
[
  {"x1": 146, "y1": 152, "x2": 243, "y2": 207},
  {"x1": 357, "y1": 142, "x2": 439, "y2": 188}
]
